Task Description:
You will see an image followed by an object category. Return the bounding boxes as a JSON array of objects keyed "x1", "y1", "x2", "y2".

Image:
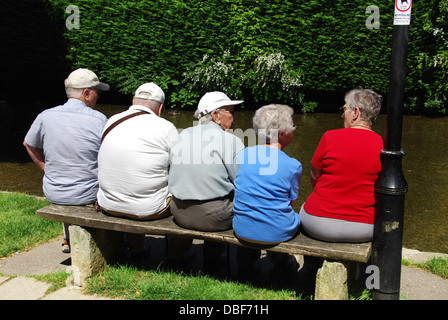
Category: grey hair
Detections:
[
  {"x1": 194, "y1": 109, "x2": 213, "y2": 124},
  {"x1": 65, "y1": 87, "x2": 84, "y2": 99},
  {"x1": 134, "y1": 98, "x2": 163, "y2": 113},
  {"x1": 253, "y1": 104, "x2": 295, "y2": 142},
  {"x1": 345, "y1": 89, "x2": 382, "y2": 126},
  {"x1": 194, "y1": 108, "x2": 227, "y2": 125}
]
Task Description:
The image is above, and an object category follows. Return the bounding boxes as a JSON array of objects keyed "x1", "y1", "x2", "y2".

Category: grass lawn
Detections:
[
  {"x1": 0, "y1": 191, "x2": 300, "y2": 300},
  {"x1": 0, "y1": 191, "x2": 61, "y2": 258},
  {"x1": 86, "y1": 265, "x2": 299, "y2": 300}
]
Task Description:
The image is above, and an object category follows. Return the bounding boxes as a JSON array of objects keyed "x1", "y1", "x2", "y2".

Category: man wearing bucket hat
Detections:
[
  {"x1": 23, "y1": 68, "x2": 109, "y2": 252},
  {"x1": 167, "y1": 91, "x2": 244, "y2": 274}
]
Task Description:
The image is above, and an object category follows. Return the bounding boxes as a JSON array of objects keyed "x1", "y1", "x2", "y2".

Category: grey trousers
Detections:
[
  {"x1": 299, "y1": 204, "x2": 374, "y2": 242},
  {"x1": 170, "y1": 195, "x2": 233, "y2": 232},
  {"x1": 167, "y1": 195, "x2": 233, "y2": 260}
]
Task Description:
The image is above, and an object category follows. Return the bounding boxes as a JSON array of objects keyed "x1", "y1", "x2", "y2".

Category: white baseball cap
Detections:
[
  {"x1": 197, "y1": 91, "x2": 243, "y2": 118},
  {"x1": 134, "y1": 82, "x2": 165, "y2": 103},
  {"x1": 64, "y1": 68, "x2": 110, "y2": 91}
]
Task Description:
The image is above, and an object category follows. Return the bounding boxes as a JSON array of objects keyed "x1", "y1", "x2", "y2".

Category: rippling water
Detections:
[{"x1": 2, "y1": 104, "x2": 447, "y2": 253}]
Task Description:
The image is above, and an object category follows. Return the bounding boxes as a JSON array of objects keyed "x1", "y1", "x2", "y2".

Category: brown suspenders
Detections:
[{"x1": 101, "y1": 111, "x2": 147, "y2": 143}]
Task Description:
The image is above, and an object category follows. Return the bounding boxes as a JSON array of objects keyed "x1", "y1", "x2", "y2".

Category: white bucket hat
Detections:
[
  {"x1": 64, "y1": 68, "x2": 110, "y2": 91},
  {"x1": 134, "y1": 82, "x2": 165, "y2": 103},
  {"x1": 197, "y1": 91, "x2": 243, "y2": 118}
]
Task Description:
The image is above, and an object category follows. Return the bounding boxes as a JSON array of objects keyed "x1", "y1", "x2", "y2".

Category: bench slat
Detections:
[{"x1": 36, "y1": 204, "x2": 371, "y2": 263}]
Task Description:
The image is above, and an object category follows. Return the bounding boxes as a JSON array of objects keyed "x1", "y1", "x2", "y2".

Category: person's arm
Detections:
[
  {"x1": 310, "y1": 132, "x2": 326, "y2": 190},
  {"x1": 23, "y1": 141, "x2": 45, "y2": 172},
  {"x1": 290, "y1": 162, "x2": 303, "y2": 207},
  {"x1": 310, "y1": 165, "x2": 322, "y2": 189}
]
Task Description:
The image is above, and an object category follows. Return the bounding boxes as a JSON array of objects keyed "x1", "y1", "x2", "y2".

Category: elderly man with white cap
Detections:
[
  {"x1": 167, "y1": 91, "x2": 244, "y2": 274},
  {"x1": 23, "y1": 68, "x2": 109, "y2": 252},
  {"x1": 97, "y1": 82, "x2": 179, "y2": 258}
]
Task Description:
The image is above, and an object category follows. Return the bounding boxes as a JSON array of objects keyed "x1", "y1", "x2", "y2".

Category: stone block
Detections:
[
  {"x1": 315, "y1": 260, "x2": 348, "y2": 300},
  {"x1": 69, "y1": 225, "x2": 123, "y2": 287}
]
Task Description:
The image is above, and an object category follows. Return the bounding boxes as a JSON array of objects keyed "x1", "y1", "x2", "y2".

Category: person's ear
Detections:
[
  {"x1": 352, "y1": 106, "x2": 361, "y2": 122},
  {"x1": 157, "y1": 103, "x2": 164, "y2": 116},
  {"x1": 211, "y1": 110, "x2": 221, "y2": 124}
]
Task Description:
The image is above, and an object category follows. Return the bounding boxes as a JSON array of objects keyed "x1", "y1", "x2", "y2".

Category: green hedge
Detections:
[{"x1": 49, "y1": 0, "x2": 446, "y2": 115}]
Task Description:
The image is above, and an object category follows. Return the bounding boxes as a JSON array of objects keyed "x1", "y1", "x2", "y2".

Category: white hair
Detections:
[
  {"x1": 345, "y1": 89, "x2": 382, "y2": 126},
  {"x1": 194, "y1": 108, "x2": 227, "y2": 125},
  {"x1": 134, "y1": 98, "x2": 163, "y2": 113},
  {"x1": 65, "y1": 87, "x2": 84, "y2": 99},
  {"x1": 253, "y1": 104, "x2": 295, "y2": 142}
]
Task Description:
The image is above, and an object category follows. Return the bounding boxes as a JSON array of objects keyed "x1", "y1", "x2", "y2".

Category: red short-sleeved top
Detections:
[{"x1": 304, "y1": 128, "x2": 384, "y2": 224}]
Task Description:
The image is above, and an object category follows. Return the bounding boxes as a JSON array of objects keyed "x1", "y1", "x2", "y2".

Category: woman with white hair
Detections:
[{"x1": 232, "y1": 104, "x2": 302, "y2": 278}]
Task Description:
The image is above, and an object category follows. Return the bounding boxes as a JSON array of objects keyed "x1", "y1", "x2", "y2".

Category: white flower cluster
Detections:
[
  {"x1": 433, "y1": 52, "x2": 447, "y2": 68},
  {"x1": 184, "y1": 51, "x2": 234, "y2": 92},
  {"x1": 183, "y1": 51, "x2": 304, "y2": 104},
  {"x1": 252, "y1": 53, "x2": 303, "y2": 90},
  {"x1": 432, "y1": 28, "x2": 447, "y2": 68}
]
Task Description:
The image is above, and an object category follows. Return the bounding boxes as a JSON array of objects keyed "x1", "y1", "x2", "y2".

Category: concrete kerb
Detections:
[
  {"x1": 402, "y1": 248, "x2": 448, "y2": 264},
  {"x1": 0, "y1": 237, "x2": 117, "y2": 300},
  {"x1": 0, "y1": 275, "x2": 114, "y2": 300}
]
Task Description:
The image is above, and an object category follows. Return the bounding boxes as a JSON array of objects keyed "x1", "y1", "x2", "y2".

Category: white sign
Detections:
[{"x1": 394, "y1": 0, "x2": 412, "y2": 25}]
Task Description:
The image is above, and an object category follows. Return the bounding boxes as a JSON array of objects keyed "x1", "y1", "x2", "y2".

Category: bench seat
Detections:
[
  {"x1": 37, "y1": 204, "x2": 371, "y2": 263},
  {"x1": 36, "y1": 204, "x2": 372, "y2": 299}
]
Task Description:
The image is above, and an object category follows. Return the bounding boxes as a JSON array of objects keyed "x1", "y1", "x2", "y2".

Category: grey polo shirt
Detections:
[
  {"x1": 24, "y1": 99, "x2": 107, "y2": 205},
  {"x1": 169, "y1": 121, "x2": 245, "y2": 200}
]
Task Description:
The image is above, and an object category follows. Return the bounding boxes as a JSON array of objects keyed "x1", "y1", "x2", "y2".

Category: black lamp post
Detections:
[{"x1": 371, "y1": 1, "x2": 412, "y2": 300}]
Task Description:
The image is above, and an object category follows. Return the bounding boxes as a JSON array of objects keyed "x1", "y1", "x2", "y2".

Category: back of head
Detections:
[
  {"x1": 64, "y1": 68, "x2": 109, "y2": 98},
  {"x1": 133, "y1": 82, "x2": 165, "y2": 112},
  {"x1": 253, "y1": 104, "x2": 295, "y2": 142},
  {"x1": 195, "y1": 91, "x2": 243, "y2": 121},
  {"x1": 345, "y1": 89, "x2": 382, "y2": 126}
]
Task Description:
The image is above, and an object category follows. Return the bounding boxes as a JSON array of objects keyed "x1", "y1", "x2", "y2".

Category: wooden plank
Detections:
[{"x1": 36, "y1": 204, "x2": 371, "y2": 263}]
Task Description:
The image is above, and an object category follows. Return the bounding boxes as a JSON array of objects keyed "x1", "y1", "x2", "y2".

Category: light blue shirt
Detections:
[
  {"x1": 233, "y1": 146, "x2": 302, "y2": 243},
  {"x1": 24, "y1": 99, "x2": 107, "y2": 205},
  {"x1": 169, "y1": 122, "x2": 245, "y2": 200}
]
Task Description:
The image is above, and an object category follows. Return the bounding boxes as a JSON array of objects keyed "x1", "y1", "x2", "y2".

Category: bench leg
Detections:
[
  {"x1": 69, "y1": 225, "x2": 123, "y2": 287},
  {"x1": 314, "y1": 260, "x2": 348, "y2": 300}
]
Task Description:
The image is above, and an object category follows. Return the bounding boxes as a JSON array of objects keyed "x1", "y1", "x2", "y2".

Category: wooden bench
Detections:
[{"x1": 36, "y1": 204, "x2": 372, "y2": 299}]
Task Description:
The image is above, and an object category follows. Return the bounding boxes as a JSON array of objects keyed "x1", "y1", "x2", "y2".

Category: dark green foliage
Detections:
[{"x1": 47, "y1": 0, "x2": 446, "y2": 114}]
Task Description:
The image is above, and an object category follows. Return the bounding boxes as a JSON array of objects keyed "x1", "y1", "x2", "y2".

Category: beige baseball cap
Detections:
[
  {"x1": 134, "y1": 82, "x2": 165, "y2": 103},
  {"x1": 64, "y1": 68, "x2": 110, "y2": 91}
]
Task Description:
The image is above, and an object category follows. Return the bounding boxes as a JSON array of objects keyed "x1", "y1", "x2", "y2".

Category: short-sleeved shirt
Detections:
[
  {"x1": 232, "y1": 146, "x2": 302, "y2": 243},
  {"x1": 24, "y1": 99, "x2": 107, "y2": 205},
  {"x1": 168, "y1": 121, "x2": 245, "y2": 200},
  {"x1": 304, "y1": 128, "x2": 384, "y2": 224},
  {"x1": 97, "y1": 105, "x2": 179, "y2": 217}
]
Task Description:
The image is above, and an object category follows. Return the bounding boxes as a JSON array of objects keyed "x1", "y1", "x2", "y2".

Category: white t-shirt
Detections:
[{"x1": 97, "y1": 105, "x2": 179, "y2": 217}]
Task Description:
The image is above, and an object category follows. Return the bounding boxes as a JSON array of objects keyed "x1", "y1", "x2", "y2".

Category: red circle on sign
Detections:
[{"x1": 396, "y1": 0, "x2": 412, "y2": 12}]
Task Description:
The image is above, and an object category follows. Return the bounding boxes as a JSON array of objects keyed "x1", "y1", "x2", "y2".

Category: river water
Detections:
[{"x1": 1, "y1": 104, "x2": 447, "y2": 254}]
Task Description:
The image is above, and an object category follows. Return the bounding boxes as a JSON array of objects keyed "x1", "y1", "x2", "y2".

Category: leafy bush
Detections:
[
  {"x1": 243, "y1": 52, "x2": 304, "y2": 107},
  {"x1": 411, "y1": 0, "x2": 448, "y2": 115},
  {"x1": 47, "y1": 0, "x2": 446, "y2": 115}
]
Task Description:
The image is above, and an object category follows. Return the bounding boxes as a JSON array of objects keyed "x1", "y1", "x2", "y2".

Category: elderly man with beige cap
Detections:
[
  {"x1": 97, "y1": 82, "x2": 179, "y2": 257},
  {"x1": 23, "y1": 68, "x2": 109, "y2": 252}
]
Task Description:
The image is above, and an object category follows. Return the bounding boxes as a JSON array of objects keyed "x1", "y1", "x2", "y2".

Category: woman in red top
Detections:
[{"x1": 300, "y1": 89, "x2": 384, "y2": 242}]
